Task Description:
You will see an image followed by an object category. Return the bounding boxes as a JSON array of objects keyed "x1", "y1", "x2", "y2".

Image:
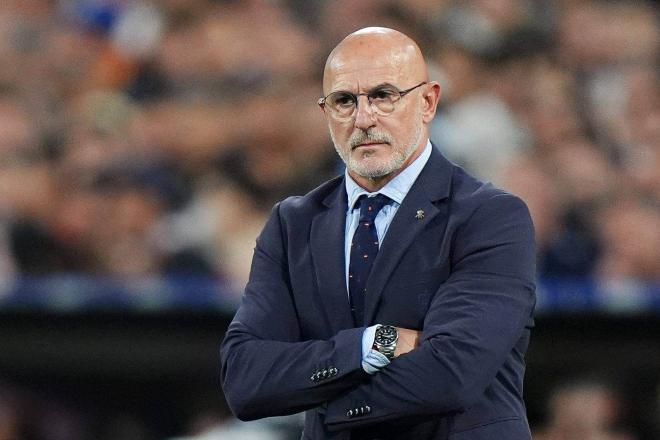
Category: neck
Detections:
[{"x1": 350, "y1": 172, "x2": 396, "y2": 192}]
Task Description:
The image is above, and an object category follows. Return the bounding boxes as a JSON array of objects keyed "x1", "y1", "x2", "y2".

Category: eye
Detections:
[
  {"x1": 330, "y1": 92, "x2": 356, "y2": 107},
  {"x1": 370, "y1": 88, "x2": 397, "y2": 101}
]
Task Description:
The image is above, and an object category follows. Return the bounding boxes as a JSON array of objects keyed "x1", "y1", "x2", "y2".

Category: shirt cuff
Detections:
[{"x1": 361, "y1": 325, "x2": 391, "y2": 374}]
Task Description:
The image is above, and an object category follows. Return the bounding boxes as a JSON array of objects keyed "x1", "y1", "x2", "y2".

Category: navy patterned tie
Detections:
[{"x1": 349, "y1": 194, "x2": 391, "y2": 326}]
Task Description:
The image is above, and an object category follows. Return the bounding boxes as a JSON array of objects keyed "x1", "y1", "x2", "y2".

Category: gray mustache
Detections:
[{"x1": 349, "y1": 130, "x2": 393, "y2": 148}]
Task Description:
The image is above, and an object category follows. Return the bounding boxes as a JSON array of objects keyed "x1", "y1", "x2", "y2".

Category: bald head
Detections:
[
  {"x1": 320, "y1": 27, "x2": 441, "y2": 192},
  {"x1": 323, "y1": 27, "x2": 429, "y2": 94}
]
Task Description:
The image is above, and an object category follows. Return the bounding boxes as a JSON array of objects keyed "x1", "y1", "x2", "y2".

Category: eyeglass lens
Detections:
[{"x1": 326, "y1": 87, "x2": 401, "y2": 118}]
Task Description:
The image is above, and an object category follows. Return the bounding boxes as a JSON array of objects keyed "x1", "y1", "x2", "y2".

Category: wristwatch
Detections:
[{"x1": 372, "y1": 325, "x2": 398, "y2": 360}]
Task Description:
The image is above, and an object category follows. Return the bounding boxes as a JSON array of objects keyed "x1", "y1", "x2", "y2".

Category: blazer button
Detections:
[
  {"x1": 346, "y1": 409, "x2": 354, "y2": 418},
  {"x1": 364, "y1": 405, "x2": 371, "y2": 414},
  {"x1": 329, "y1": 367, "x2": 338, "y2": 376},
  {"x1": 321, "y1": 369, "x2": 328, "y2": 379}
]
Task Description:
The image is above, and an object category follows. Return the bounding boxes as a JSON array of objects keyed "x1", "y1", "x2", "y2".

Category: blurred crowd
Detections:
[
  {"x1": 0, "y1": 0, "x2": 658, "y2": 292},
  {"x1": 0, "y1": 375, "x2": 652, "y2": 440}
]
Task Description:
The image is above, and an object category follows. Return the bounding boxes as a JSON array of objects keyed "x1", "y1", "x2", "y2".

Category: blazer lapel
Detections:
[
  {"x1": 363, "y1": 147, "x2": 454, "y2": 325},
  {"x1": 310, "y1": 180, "x2": 355, "y2": 332}
]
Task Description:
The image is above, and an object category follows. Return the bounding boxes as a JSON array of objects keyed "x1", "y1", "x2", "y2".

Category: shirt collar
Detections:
[{"x1": 345, "y1": 140, "x2": 433, "y2": 210}]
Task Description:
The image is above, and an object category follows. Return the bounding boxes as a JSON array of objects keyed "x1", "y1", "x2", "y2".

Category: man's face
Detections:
[{"x1": 323, "y1": 53, "x2": 426, "y2": 180}]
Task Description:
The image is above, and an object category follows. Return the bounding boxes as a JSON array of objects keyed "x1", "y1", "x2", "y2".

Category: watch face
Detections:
[{"x1": 376, "y1": 325, "x2": 397, "y2": 345}]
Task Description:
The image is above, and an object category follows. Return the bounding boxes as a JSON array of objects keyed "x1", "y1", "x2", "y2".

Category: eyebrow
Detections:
[{"x1": 332, "y1": 82, "x2": 398, "y2": 94}]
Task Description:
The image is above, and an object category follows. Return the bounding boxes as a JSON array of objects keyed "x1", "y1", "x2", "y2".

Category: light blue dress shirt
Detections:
[{"x1": 343, "y1": 140, "x2": 433, "y2": 374}]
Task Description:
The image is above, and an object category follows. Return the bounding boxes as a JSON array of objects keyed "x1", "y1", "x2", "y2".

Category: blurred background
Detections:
[{"x1": 0, "y1": 0, "x2": 658, "y2": 439}]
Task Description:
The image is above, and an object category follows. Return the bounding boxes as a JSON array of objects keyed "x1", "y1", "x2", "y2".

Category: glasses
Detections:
[{"x1": 318, "y1": 82, "x2": 427, "y2": 120}]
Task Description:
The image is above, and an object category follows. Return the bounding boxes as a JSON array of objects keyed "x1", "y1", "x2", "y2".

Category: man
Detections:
[{"x1": 220, "y1": 27, "x2": 536, "y2": 440}]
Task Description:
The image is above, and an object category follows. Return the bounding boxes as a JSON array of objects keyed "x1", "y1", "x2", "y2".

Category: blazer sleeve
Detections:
[
  {"x1": 324, "y1": 193, "x2": 536, "y2": 430},
  {"x1": 220, "y1": 201, "x2": 367, "y2": 421}
]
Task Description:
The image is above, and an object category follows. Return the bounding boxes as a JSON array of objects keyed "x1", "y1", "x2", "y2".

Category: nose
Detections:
[{"x1": 354, "y1": 95, "x2": 377, "y2": 131}]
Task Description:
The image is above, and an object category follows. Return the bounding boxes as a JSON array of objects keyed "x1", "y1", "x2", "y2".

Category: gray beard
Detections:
[{"x1": 332, "y1": 121, "x2": 423, "y2": 179}]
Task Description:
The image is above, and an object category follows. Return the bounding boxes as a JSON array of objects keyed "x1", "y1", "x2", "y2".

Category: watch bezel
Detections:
[
  {"x1": 374, "y1": 325, "x2": 398, "y2": 359},
  {"x1": 375, "y1": 325, "x2": 398, "y2": 344}
]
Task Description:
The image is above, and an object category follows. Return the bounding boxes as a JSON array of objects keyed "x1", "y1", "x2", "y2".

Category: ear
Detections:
[
  {"x1": 318, "y1": 102, "x2": 328, "y2": 118},
  {"x1": 421, "y1": 82, "x2": 441, "y2": 124}
]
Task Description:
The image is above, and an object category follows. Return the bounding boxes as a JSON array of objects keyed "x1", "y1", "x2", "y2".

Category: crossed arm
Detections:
[
  {"x1": 220, "y1": 295, "x2": 419, "y2": 422},
  {"x1": 220, "y1": 193, "x2": 535, "y2": 427}
]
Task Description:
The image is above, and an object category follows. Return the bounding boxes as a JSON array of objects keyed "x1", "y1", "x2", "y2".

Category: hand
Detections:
[{"x1": 394, "y1": 327, "x2": 421, "y2": 358}]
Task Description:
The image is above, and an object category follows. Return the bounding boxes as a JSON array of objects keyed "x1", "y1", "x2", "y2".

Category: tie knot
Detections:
[{"x1": 357, "y1": 194, "x2": 391, "y2": 222}]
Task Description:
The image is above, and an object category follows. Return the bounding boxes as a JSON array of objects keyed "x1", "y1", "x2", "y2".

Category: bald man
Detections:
[{"x1": 221, "y1": 28, "x2": 536, "y2": 440}]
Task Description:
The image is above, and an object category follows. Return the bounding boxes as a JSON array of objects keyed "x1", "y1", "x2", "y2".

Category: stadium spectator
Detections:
[{"x1": 533, "y1": 379, "x2": 636, "y2": 440}]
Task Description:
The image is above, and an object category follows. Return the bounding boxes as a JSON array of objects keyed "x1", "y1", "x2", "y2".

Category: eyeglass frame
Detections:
[{"x1": 317, "y1": 81, "x2": 427, "y2": 119}]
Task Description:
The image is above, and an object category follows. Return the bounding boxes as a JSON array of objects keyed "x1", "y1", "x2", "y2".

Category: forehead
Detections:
[
  {"x1": 324, "y1": 47, "x2": 412, "y2": 93},
  {"x1": 329, "y1": 69, "x2": 405, "y2": 93}
]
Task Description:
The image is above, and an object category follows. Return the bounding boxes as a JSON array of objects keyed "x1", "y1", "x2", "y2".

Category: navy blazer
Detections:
[{"x1": 221, "y1": 146, "x2": 536, "y2": 440}]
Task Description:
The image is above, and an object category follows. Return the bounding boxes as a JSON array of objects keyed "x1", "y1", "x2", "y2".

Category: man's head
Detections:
[{"x1": 320, "y1": 27, "x2": 441, "y2": 190}]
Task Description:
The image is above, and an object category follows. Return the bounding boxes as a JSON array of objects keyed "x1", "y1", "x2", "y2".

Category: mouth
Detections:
[{"x1": 352, "y1": 141, "x2": 388, "y2": 150}]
